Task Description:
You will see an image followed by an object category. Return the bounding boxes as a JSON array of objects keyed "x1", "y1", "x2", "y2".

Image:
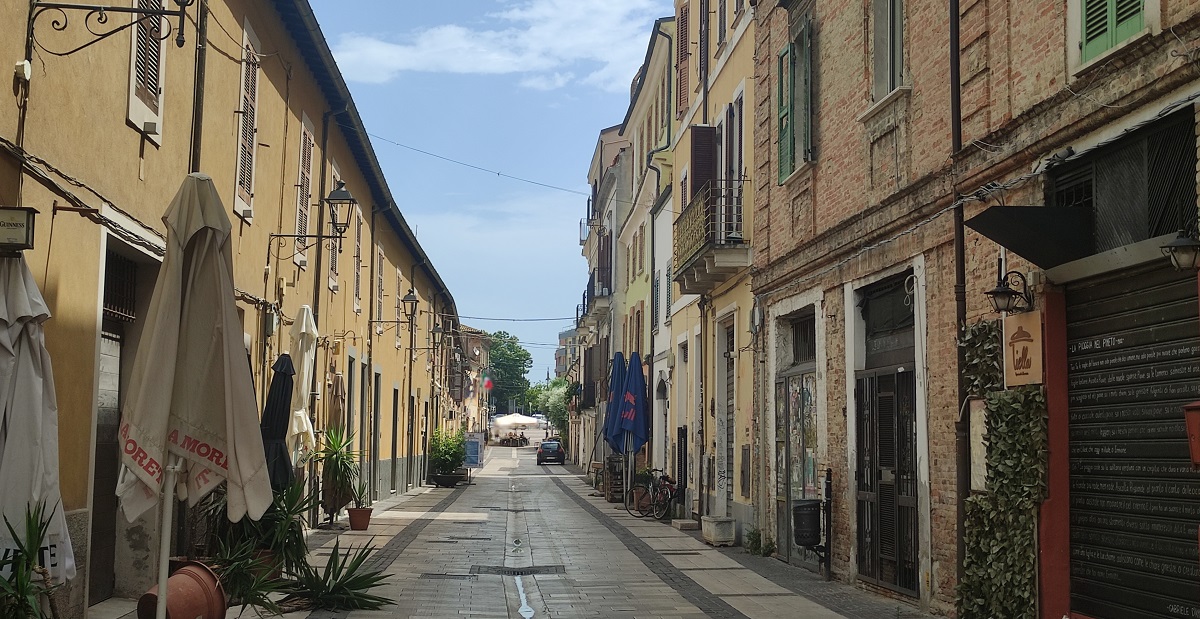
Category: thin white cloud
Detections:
[{"x1": 331, "y1": 0, "x2": 670, "y2": 92}]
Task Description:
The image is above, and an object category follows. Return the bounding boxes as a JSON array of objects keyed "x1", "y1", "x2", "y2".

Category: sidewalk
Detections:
[{"x1": 554, "y1": 464, "x2": 938, "y2": 619}]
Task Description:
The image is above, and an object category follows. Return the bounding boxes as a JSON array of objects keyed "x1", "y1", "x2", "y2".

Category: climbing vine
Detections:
[{"x1": 956, "y1": 321, "x2": 1047, "y2": 619}]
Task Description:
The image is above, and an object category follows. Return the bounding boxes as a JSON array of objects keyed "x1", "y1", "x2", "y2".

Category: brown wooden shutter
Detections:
[
  {"x1": 134, "y1": 0, "x2": 163, "y2": 113},
  {"x1": 677, "y1": 4, "x2": 689, "y2": 114},
  {"x1": 295, "y1": 127, "x2": 313, "y2": 260},
  {"x1": 690, "y1": 125, "x2": 718, "y2": 199},
  {"x1": 236, "y1": 45, "x2": 258, "y2": 205}
]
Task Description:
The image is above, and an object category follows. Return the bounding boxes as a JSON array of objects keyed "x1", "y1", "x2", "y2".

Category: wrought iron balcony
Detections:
[{"x1": 673, "y1": 178, "x2": 751, "y2": 295}]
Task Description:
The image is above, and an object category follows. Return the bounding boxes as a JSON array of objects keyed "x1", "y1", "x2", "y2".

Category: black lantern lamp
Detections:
[
  {"x1": 401, "y1": 289, "x2": 419, "y2": 321},
  {"x1": 431, "y1": 323, "x2": 445, "y2": 349},
  {"x1": 985, "y1": 257, "x2": 1033, "y2": 314},
  {"x1": 324, "y1": 181, "x2": 356, "y2": 236},
  {"x1": 1161, "y1": 229, "x2": 1200, "y2": 271}
]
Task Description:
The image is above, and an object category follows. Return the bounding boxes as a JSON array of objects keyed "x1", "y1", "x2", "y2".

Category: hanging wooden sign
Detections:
[{"x1": 1004, "y1": 310, "x2": 1043, "y2": 387}]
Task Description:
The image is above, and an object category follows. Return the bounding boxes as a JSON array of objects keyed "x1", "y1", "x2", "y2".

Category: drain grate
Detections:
[
  {"x1": 490, "y1": 508, "x2": 540, "y2": 513},
  {"x1": 420, "y1": 573, "x2": 477, "y2": 580},
  {"x1": 470, "y1": 565, "x2": 565, "y2": 576},
  {"x1": 659, "y1": 551, "x2": 702, "y2": 555},
  {"x1": 449, "y1": 536, "x2": 492, "y2": 541},
  {"x1": 428, "y1": 540, "x2": 458, "y2": 544}
]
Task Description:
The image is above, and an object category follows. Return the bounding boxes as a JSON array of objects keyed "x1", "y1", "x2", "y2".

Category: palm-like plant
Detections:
[
  {"x1": 0, "y1": 502, "x2": 58, "y2": 619},
  {"x1": 283, "y1": 539, "x2": 392, "y2": 611},
  {"x1": 316, "y1": 426, "x2": 361, "y2": 518}
]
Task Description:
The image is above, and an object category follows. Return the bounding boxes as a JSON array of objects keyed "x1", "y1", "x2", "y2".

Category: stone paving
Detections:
[
  {"x1": 292, "y1": 441, "x2": 943, "y2": 619},
  {"x1": 90, "y1": 439, "x2": 943, "y2": 619}
]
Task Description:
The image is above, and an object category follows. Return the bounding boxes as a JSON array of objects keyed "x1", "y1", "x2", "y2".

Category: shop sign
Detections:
[{"x1": 1004, "y1": 310, "x2": 1043, "y2": 387}]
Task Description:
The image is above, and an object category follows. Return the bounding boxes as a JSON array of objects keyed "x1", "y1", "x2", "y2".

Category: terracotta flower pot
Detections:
[
  {"x1": 347, "y1": 507, "x2": 373, "y2": 530},
  {"x1": 137, "y1": 561, "x2": 226, "y2": 619}
]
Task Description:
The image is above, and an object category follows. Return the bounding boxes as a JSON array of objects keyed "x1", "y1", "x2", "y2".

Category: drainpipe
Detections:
[
  {"x1": 366, "y1": 203, "x2": 380, "y2": 503},
  {"x1": 407, "y1": 259, "x2": 427, "y2": 490},
  {"x1": 698, "y1": 294, "x2": 709, "y2": 518},
  {"x1": 950, "y1": 0, "x2": 969, "y2": 609},
  {"x1": 187, "y1": 0, "x2": 208, "y2": 174}
]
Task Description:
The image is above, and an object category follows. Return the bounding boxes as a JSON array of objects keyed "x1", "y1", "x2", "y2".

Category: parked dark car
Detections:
[{"x1": 536, "y1": 440, "x2": 566, "y2": 465}]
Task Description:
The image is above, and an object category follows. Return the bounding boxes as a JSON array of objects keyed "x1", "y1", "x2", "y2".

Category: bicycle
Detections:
[
  {"x1": 650, "y1": 473, "x2": 678, "y2": 520},
  {"x1": 625, "y1": 469, "x2": 672, "y2": 518}
]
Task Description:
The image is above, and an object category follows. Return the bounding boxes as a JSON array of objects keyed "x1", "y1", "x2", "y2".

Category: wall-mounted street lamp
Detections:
[
  {"x1": 985, "y1": 257, "x2": 1033, "y2": 314},
  {"x1": 30, "y1": 0, "x2": 195, "y2": 56},
  {"x1": 1161, "y1": 229, "x2": 1200, "y2": 271},
  {"x1": 265, "y1": 181, "x2": 356, "y2": 269}
]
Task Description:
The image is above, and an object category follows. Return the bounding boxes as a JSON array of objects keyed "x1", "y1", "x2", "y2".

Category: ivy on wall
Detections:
[{"x1": 956, "y1": 321, "x2": 1047, "y2": 619}]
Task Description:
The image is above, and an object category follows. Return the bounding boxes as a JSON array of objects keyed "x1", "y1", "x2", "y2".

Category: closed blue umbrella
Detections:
[
  {"x1": 619, "y1": 352, "x2": 648, "y2": 454},
  {"x1": 261, "y1": 354, "x2": 295, "y2": 492},
  {"x1": 602, "y1": 352, "x2": 626, "y2": 452}
]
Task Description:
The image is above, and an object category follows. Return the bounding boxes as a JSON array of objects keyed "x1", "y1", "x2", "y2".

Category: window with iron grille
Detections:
[
  {"x1": 792, "y1": 313, "x2": 816, "y2": 365},
  {"x1": 103, "y1": 251, "x2": 138, "y2": 323}
]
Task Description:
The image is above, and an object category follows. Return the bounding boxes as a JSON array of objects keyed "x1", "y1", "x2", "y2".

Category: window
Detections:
[
  {"x1": 718, "y1": 0, "x2": 726, "y2": 45},
  {"x1": 653, "y1": 270, "x2": 661, "y2": 330},
  {"x1": 294, "y1": 117, "x2": 315, "y2": 266},
  {"x1": 1082, "y1": 0, "x2": 1143, "y2": 62},
  {"x1": 354, "y1": 209, "x2": 362, "y2": 309},
  {"x1": 871, "y1": 0, "x2": 904, "y2": 101},
  {"x1": 127, "y1": 0, "x2": 165, "y2": 138},
  {"x1": 234, "y1": 25, "x2": 259, "y2": 218},
  {"x1": 665, "y1": 263, "x2": 672, "y2": 321},
  {"x1": 677, "y1": 3, "x2": 689, "y2": 114},
  {"x1": 792, "y1": 314, "x2": 816, "y2": 365},
  {"x1": 779, "y1": 15, "x2": 814, "y2": 181},
  {"x1": 699, "y1": 0, "x2": 709, "y2": 80},
  {"x1": 376, "y1": 248, "x2": 384, "y2": 318}
]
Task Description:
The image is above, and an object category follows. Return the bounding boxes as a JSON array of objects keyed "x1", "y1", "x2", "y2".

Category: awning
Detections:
[{"x1": 965, "y1": 206, "x2": 1094, "y2": 269}]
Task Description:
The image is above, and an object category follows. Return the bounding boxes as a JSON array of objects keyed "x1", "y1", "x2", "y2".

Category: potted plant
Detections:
[
  {"x1": 1, "y1": 502, "x2": 61, "y2": 619},
  {"x1": 427, "y1": 428, "x2": 466, "y2": 488},
  {"x1": 315, "y1": 426, "x2": 361, "y2": 520},
  {"x1": 346, "y1": 480, "x2": 373, "y2": 530}
]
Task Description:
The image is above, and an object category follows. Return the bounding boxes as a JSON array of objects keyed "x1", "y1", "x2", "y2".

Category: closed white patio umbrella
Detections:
[
  {"x1": 114, "y1": 173, "x2": 272, "y2": 618},
  {"x1": 0, "y1": 255, "x2": 76, "y2": 582},
  {"x1": 287, "y1": 304, "x2": 318, "y2": 459}
]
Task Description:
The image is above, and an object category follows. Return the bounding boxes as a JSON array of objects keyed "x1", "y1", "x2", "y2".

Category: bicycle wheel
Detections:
[
  {"x1": 625, "y1": 484, "x2": 651, "y2": 517},
  {"x1": 652, "y1": 488, "x2": 673, "y2": 520}
]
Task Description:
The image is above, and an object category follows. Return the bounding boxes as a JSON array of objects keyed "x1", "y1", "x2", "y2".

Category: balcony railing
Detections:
[{"x1": 673, "y1": 178, "x2": 746, "y2": 269}]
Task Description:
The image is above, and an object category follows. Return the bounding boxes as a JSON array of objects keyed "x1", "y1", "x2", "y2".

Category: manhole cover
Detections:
[
  {"x1": 420, "y1": 573, "x2": 477, "y2": 580},
  {"x1": 470, "y1": 565, "x2": 565, "y2": 576}
]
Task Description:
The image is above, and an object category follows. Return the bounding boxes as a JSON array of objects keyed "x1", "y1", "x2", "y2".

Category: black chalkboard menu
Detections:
[{"x1": 1067, "y1": 264, "x2": 1200, "y2": 619}]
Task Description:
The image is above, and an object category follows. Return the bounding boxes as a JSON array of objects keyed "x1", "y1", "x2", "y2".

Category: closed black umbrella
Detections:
[{"x1": 261, "y1": 354, "x2": 296, "y2": 492}]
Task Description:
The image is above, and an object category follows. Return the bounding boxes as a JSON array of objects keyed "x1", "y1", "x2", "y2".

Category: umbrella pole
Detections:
[{"x1": 156, "y1": 455, "x2": 183, "y2": 619}]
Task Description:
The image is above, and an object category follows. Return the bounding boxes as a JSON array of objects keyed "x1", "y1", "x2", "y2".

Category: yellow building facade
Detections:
[{"x1": 0, "y1": 0, "x2": 461, "y2": 613}]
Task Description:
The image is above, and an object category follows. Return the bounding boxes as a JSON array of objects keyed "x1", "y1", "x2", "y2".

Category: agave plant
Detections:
[
  {"x1": 315, "y1": 426, "x2": 361, "y2": 518},
  {"x1": 283, "y1": 539, "x2": 392, "y2": 611}
]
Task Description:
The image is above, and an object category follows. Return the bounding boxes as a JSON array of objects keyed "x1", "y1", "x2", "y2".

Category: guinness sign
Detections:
[{"x1": 0, "y1": 206, "x2": 36, "y2": 254}]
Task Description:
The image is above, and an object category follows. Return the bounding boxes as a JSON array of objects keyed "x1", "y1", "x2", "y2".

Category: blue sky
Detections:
[{"x1": 306, "y1": 0, "x2": 673, "y2": 383}]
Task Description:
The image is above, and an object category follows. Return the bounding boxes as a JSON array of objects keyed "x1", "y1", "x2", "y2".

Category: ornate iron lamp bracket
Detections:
[{"x1": 29, "y1": 0, "x2": 194, "y2": 58}]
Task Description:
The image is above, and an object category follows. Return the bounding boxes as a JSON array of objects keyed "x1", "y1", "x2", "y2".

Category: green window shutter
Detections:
[
  {"x1": 1083, "y1": 0, "x2": 1142, "y2": 62},
  {"x1": 801, "y1": 18, "x2": 814, "y2": 162},
  {"x1": 1113, "y1": 0, "x2": 1143, "y2": 42},
  {"x1": 778, "y1": 45, "x2": 794, "y2": 183}
]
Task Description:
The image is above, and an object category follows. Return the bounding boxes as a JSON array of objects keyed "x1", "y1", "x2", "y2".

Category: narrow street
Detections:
[{"x1": 292, "y1": 436, "x2": 937, "y2": 619}]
